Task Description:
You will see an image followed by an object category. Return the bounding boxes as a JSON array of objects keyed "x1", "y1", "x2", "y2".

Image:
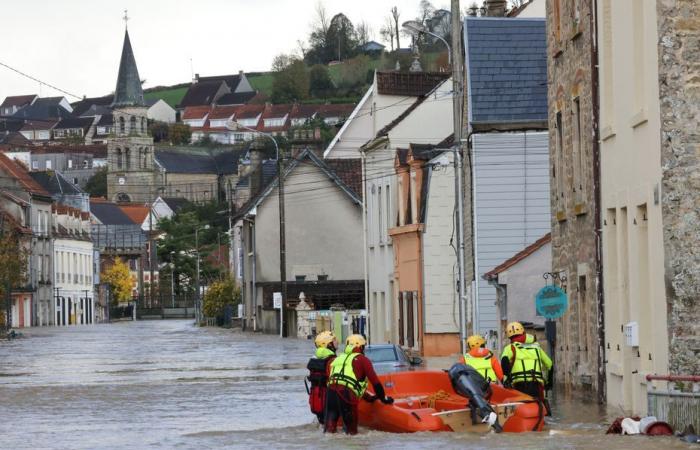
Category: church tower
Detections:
[{"x1": 107, "y1": 26, "x2": 156, "y2": 203}]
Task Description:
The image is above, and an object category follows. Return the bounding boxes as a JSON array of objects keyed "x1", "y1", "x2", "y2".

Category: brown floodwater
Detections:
[{"x1": 0, "y1": 320, "x2": 693, "y2": 449}]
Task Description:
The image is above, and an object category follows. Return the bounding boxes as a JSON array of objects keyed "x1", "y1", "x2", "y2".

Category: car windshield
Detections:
[{"x1": 365, "y1": 347, "x2": 397, "y2": 362}]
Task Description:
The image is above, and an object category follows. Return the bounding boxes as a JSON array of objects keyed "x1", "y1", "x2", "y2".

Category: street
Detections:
[{"x1": 0, "y1": 321, "x2": 689, "y2": 449}]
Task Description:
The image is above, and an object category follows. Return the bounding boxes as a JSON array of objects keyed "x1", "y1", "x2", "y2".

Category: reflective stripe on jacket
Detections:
[
  {"x1": 464, "y1": 351, "x2": 498, "y2": 382},
  {"x1": 328, "y1": 352, "x2": 368, "y2": 398},
  {"x1": 501, "y1": 342, "x2": 551, "y2": 385}
]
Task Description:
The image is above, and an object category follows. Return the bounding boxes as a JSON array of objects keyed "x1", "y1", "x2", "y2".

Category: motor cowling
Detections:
[{"x1": 448, "y1": 363, "x2": 496, "y2": 424}]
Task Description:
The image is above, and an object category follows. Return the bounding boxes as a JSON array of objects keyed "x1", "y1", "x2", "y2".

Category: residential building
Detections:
[
  {"x1": 0, "y1": 153, "x2": 54, "y2": 326},
  {"x1": 12, "y1": 96, "x2": 73, "y2": 121},
  {"x1": 233, "y1": 149, "x2": 364, "y2": 335},
  {"x1": 597, "y1": 0, "x2": 699, "y2": 415},
  {"x1": 72, "y1": 96, "x2": 177, "y2": 124},
  {"x1": 0, "y1": 95, "x2": 37, "y2": 116},
  {"x1": 463, "y1": 17, "x2": 550, "y2": 346},
  {"x1": 389, "y1": 142, "x2": 459, "y2": 356},
  {"x1": 18, "y1": 144, "x2": 106, "y2": 188},
  {"x1": 52, "y1": 204, "x2": 94, "y2": 326},
  {"x1": 150, "y1": 196, "x2": 190, "y2": 224},
  {"x1": 52, "y1": 117, "x2": 96, "y2": 144},
  {"x1": 483, "y1": 233, "x2": 551, "y2": 330},
  {"x1": 178, "y1": 72, "x2": 255, "y2": 109},
  {"x1": 29, "y1": 171, "x2": 90, "y2": 212},
  {"x1": 0, "y1": 194, "x2": 33, "y2": 328},
  {"x1": 545, "y1": 0, "x2": 603, "y2": 400},
  {"x1": 145, "y1": 98, "x2": 176, "y2": 123}
]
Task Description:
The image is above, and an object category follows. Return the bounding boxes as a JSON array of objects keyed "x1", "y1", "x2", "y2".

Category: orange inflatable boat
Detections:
[{"x1": 358, "y1": 369, "x2": 546, "y2": 433}]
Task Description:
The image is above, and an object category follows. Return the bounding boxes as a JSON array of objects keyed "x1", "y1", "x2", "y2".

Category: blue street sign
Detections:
[{"x1": 535, "y1": 285, "x2": 568, "y2": 319}]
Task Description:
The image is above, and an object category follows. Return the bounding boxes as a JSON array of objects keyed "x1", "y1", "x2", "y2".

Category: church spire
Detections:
[{"x1": 112, "y1": 27, "x2": 145, "y2": 107}]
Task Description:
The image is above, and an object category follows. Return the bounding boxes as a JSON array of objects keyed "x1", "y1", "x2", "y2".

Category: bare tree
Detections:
[
  {"x1": 313, "y1": 1, "x2": 330, "y2": 36},
  {"x1": 380, "y1": 17, "x2": 396, "y2": 51},
  {"x1": 296, "y1": 39, "x2": 307, "y2": 59},
  {"x1": 356, "y1": 20, "x2": 373, "y2": 47},
  {"x1": 391, "y1": 6, "x2": 401, "y2": 49}
]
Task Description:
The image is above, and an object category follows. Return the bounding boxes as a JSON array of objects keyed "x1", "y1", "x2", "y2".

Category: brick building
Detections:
[{"x1": 546, "y1": 0, "x2": 604, "y2": 401}]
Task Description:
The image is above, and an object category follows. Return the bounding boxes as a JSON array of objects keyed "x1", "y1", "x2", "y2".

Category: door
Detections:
[{"x1": 23, "y1": 298, "x2": 31, "y2": 328}]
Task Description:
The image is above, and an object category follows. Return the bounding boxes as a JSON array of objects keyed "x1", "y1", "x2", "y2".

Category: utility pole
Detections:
[
  {"x1": 278, "y1": 145, "x2": 288, "y2": 338},
  {"x1": 451, "y1": 0, "x2": 468, "y2": 353},
  {"x1": 149, "y1": 196, "x2": 155, "y2": 309}
]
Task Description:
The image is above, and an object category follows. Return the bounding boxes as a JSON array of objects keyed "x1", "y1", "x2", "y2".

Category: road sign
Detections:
[
  {"x1": 273, "y1": 292, "x2": 282, "y2": 309},
  {"x1": 535, "y1": 285, "x2": 568, "y2": 319}
]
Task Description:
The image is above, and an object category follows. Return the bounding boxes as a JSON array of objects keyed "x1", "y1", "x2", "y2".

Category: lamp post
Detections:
[
  {"x1": 225, "y1": 120, "x2": 287, "y2": 338},
  {"x1": 169, "y1": 251, "x2": 176, "y2": 308},
  {"x1": 195, "y1": 224, "x2": 210, "y2": 325},
  {"x1": 402, "y1": 20, "x2": 452, "y2": 66}
]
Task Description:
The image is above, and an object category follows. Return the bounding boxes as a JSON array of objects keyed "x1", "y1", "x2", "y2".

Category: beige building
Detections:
[{"x1": 598, "y1": 0, "x2": 699, "y2": 414}]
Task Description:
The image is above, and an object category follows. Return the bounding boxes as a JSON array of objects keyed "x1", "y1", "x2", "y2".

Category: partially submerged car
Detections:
[{"x1": 364, "y1": 344, "x2": 423, "y2": 373}]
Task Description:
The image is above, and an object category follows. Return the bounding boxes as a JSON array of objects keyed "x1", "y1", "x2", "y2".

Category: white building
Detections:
[
  {"x1": 146, "y1": 98, "x2": 176, "y2": 123},
  {"x1": 52, "y1": 205, "x2": 95, "y2": 326}
]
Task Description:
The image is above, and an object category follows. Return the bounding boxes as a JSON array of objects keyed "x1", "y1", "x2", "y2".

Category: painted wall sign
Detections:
[{"x1": 535, "y1": 285, "x2": 568, "y2": 319}]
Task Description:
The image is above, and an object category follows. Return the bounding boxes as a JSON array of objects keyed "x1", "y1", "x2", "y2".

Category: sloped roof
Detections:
[
  {"x1": 90, "y1": 200, "x2": 136, "y2": 225},
  {"x1": 29, "y1": 144, "x2": 107, "y2": 157},
  {"x1": 71, "y1": 95, "x2": 113, "y2": 116},
  {"x1": 261, "y1": 104, "x2": 291, "y2": 119},
  {"x1": 154, "y1": 146, "x2": 246, "y2": 175},
  {"x1": 0, "y1": 131, "x2": 29, "y2": 145},
  {"x1": 324, "y1": 159, "x2": 362, "y2": 196},
  {"x1": 0, "y1": 153, "x2": 50, "y2": 197},
  {"x1": 13, "y1": 97, "x2": 72, "y2": 120},
  {"x1": 197, "y1": 74, "x2": 245, "y2": 91},
  {"x1": 289, "y1": 103, "x2": 318, "y2": 119},
  {"x1": 235, "y1": 159, "x2": 278, "y2": 188},
  {"x1": 1, "y1": 95, "x2": 36, "y2": 109},
  {"x1": 376, "y1": 96, "x2": 427, "y2": 137},
  {"x1": 54, "y1": 116, "x2": 94, "y2": 131},
  {"x1": 29, "y1": 171, "x2": 84, "y2": 195},
  {"x1": 209, "y1": 105, "x2": 239, "y2": 120},
  {"x1": 112, "y1": 30, "x2": 145, "y2": 107},
  {"x1": 0, "y1": 119, "x2": 24, "y2": 133},
  {"x1": 118, "y1": 204, "x2": 149, "y2": 224},
  {"x1": 236, "y1": 104, "x2": 265, "y2": 120},
  {"x1": 179, "y1": 81, "x2": 226, "y2": 108},
  {"x1": 483, "y1": 233, "x2": 552, "y2": 280},
  {"x1": 464, "y1": 17, "x2": 547, "y2": 125},
  {"x1": 376, "y1": 71, "x2": 450, "y2": 96},
  {"x1": 216, "y1": 91, "x2": 257, "y2": 106},
  {"x1": 161, "y1": 197, "x2": 190, "y2": 212},
  {"x1": 316, "y1": 103, "x2": 355, "y2": 119},
  {"x1": 182, "y1": 106, "x2": 212, "y2": 120}
]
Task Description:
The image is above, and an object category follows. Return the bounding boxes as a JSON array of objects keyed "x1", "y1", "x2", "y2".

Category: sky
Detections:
[{"x1": 0, "y1": 0, "x2": 445, "y2": 102}]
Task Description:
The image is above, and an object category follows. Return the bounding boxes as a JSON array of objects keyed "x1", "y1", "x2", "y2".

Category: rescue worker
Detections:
[
  {"x1": 500, "y1": 322, "x2": 553, "y2": 401},
  {"x1": 306, "y1": 331, "x2": 338, "y2": 424},
  {"x1": 462, "y1": 334, "x2": 504, "y2": 384},
  {"x1": 324, "y1": 334, "x2": 393, "y2": 434}
]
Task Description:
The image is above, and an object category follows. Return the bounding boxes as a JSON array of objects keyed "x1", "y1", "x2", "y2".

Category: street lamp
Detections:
[
  {"x1": 402, "y1": 20, "x2": 452, "y2": 65},
  {"x1": 225, "y1": 119, "x2": 288, "y2": 338},
  {"x1": 195, "y1": 224, "x2": 210, "y2": 325}
]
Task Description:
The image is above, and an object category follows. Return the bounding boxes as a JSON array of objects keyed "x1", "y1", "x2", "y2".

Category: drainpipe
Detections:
[
  {"x1": 361, "y1": 149, "x2": 371, "y2": 343},
  {"x1": 591, "y1": 0, "x2": 606, "y2": 404}
]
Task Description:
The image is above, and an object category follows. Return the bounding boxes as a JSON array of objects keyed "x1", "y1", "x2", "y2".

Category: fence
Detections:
[{"x1": 646, "y1": 374, "x2": 700, "y2": 432}]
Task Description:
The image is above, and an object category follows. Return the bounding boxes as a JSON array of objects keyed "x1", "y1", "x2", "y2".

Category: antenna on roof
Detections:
[{"x1": 123, "y1": 9, "x2": 129, "y2": 30}]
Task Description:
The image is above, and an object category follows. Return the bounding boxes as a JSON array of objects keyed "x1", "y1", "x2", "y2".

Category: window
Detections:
[
  {"x1": 116, "y1": 148, "x2": 123, "y2": 169},
  {"x1": 32, "y1": 160, "x2": 38, "y2": 170},
  {"x1": 555, "y1": 111, "x2": 565, "y2": 211},
  {"x1": 142, "y1": 149, "x2": 148, "y2": 168},
  {"x1": 295, "y1": 275, "x2": 306, "y2": 282},
  {"x1": 119, "y1": 116, "x2": 125, "y2": 134},
  {"x1": 73, "y1": 178, "x2": 78, "y2": 185},
  {"x1": 572, "y1": 97, "x2": 582, "y2": 197},
  {"x1": 83, "y1": 160, "x2": 89, "y2": 169},
  {"x1": 578, "y1": 275, "x2": 588, "y2": 361},
  {"x1": 125, "y1": 148, "x2": 131, "y2": 170},
  {"x1": 46, "y1": 160, "x2": 52, "y2": 170},
  {"x1": 141, "y1": 117, "x2": 146, "y2": 133},
  {"x1": 378, "y1": 186, "x2": 383, "y2": 242},
  {"x1": 385, "y1": 185, "x2": 392, "y2": 230},
  {"x1": 317, "y1": 274, "x2": 328, "y2": 281},
  {"x1": 130, "y1": 116, "x2": 136, "y2": 133},
  {"x1": 68, "y1": 159, "x2": 73, "y2": 169}
]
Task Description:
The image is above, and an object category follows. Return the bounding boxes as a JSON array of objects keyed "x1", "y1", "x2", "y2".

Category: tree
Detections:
[
  {"x1": 149, "y1": 121, "x2": 169, "y2": 142},
  {"x1": 169, "y1": 123, "x2": 192, "y2": 145},
  {"x1": 306, "y1": 2, "x2": 332, "y2": 64},
  {"x1": 380, "y1": 17, "x2": 396, "y2": 51},
  {"x1": 272, "y1": 53, "x2": 294, "y2": 72},
  {"x1": 327, "y1": 13, "x2": 358, "y2": 61},
  {"x1": 102, "y1": 258, "x2": 132, "y2": 305},
  {"x1": 309, "y1": 64, "x2": 333, "y2": 97},
  {"x1": 336, "y1": 55, "x2": 371, "y2": 90},
  {"x1": 272, "y1": 59, "x2": 310, "y2": 103},
  {"x1": 356, "y1": 20, "x2": 372, "y2": 48},
  {"x1": 391, "y1": 6, "x2": 401, "y2": 49},
  {"x1": 202, "y1": 275, "x2": 240, "y2": 319},
  {"x1": 0, "y1": 226, "x2": 28, "y2": 329},
  {"x1": 84, "y1": 167, "x2": 107, "y2": 197}
]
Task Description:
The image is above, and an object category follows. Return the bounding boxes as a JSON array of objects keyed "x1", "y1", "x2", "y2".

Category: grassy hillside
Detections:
[{"x1": 144, "y1": 86, "x2": 188, "y2": 108}]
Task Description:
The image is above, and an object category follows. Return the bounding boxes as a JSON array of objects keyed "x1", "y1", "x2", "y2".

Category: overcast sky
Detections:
[{"x1": 0, "y1": 0, "x2": 448, "y2": 102}]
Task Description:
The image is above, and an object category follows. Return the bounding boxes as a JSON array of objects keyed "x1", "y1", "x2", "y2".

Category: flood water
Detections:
[{"x1": 0, "y1": 320, "x2": 692, "y2": 449}]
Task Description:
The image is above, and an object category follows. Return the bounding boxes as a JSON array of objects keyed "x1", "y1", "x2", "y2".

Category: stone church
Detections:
[{"x1": 106, "y1": 30, "x2": 246, "y2": 204}]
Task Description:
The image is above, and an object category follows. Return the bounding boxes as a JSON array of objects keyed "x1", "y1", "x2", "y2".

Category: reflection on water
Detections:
[{"x1": 0, "y1": 321, "x2": 690, "y2": 449}]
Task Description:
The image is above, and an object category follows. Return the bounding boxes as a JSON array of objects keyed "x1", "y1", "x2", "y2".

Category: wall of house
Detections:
[
  {"x1": 53, "y1": 238, "x2": 94, "y2": 326},
  {"x1": 598, "y1": 0, "x2": 667, "y2": 414},
  {"x1": 656, "y1": 0, "x2": 700, "y2": 381},
  {"x1": 387, "y1": 79, "x2": 453, "y2": 146},
  {"x1": 496, "y1": 242, "x2": 550, "y2": 328},
  {"x1": 422, "y1": 152, "x2": 460, "y2": 355},
  {"x1": 515, "y1": 0, "x2": 545, "y2": 17},
  {"x1": 472, "y1": 131, "x2": 550, "y2": 343},
  {"x1": 162, "y1": 173, "x2": 220, "y2": 203},
  {"x1": 388, "y1": 227, "x2": 422, "y2": 352},
  {"x1": 147, "y1": 100, "x2": 176, "y2": 123},
  {"x1": 31, "y1": 198, "x2": 53, "y2": 326},
  {"x1": 546, "y1": 0, "x2": 603, "y2": 399}
]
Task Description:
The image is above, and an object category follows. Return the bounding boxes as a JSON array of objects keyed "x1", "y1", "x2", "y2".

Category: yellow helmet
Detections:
[
  {"x1": 345, "y1": 334, "x2": 367, "y2": 351},
  {"x1": 466, "y1": 334, "x2": 486, "y2": 350},
  {"x1": 506, "y1": 322, "x2": 525, "y2": 338},
  {"x1": 314, "y1": 331, "x2": 337, "y2": 349}
]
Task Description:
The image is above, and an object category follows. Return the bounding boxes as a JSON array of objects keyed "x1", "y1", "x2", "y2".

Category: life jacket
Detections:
[
  {"x1": 328, "y1": 352, "x2": 368, "y2": 398},
  {"x1": 502, "y1": 341, "x2": 546, "y2": 385},
  {"x1": 306, "y1": 347, "x2": 335, "y2": 415},
  {"x1": 464, "y1": 351, "x2": 497, "y2": 383}
]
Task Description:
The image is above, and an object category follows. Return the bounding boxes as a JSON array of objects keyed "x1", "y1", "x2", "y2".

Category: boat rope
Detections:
[{"x1": 427, "y1": 390, "x2": 451, "y2": 409}]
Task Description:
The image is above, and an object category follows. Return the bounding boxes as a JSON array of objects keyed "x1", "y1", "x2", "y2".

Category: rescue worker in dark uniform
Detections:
[
  {"x1": 306, "y1": 331, "x2": 338, "y2": 424},
  {"x1": 500, "y1": 322, "x2": 553, "y2": 401},
  {"x1": 324, "y1": 334, "x2": 393, "y2": 434}
]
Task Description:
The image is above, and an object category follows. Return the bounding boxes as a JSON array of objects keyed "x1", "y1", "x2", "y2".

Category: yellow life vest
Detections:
[
  {"x1": 464, "y1": 351, "x2": 497, "y2": 382},
  {"x1": 502, "y1": 342, "x2": 546, "y2": 385},
  {"x1": 315, "y1": 347, "x2": 335, "y2": 359},
  {"x1": 329, "y1": 352, "x2": 368, "y2": 397}
]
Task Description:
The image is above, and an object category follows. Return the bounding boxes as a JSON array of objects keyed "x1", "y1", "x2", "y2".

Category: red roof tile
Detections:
[
  {"x1": 261, "y1": 104, "x2": 292, "y2": 119},
  {"x1": 0, "y1": 95, "x2": 37, "y2": 108},
  {"x1": 484, "y1": 233, "x2": 552, "y2": 280},
  {"x1": 118, "y1": 204, "x2": 149, "y2": 224},
  {"x1": 182, "y1": 106, "x2": 212, "y2": 120},
  {"x1": 235, "y1": 104, "x2": 265, "y2": 120},
  {"x1": 325, "y1": 158, "x2": 362, "y2": 196},
  {"x1": 209, "y1": 105, "x2": 240, "y2": 120},
  {"x1": 0, "y1": 153, "x2": 51, "y2": 197}
]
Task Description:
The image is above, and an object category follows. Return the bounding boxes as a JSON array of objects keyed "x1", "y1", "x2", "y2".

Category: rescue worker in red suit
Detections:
[
  {"x1": 306, "y1": 331, "x2": 337, "y2": 424},
  {"x1": 324, "y1": 334, "x2": 393, "y2": 434}
]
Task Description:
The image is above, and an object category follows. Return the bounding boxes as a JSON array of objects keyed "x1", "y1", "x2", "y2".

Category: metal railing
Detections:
[{"x1": 647, "y1": 374, "x2": 700, "y2": 432}]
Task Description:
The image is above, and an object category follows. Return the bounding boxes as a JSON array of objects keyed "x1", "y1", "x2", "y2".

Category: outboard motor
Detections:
[{"x1": 448, "y1": 363, "x2": 502, "y2": 432}]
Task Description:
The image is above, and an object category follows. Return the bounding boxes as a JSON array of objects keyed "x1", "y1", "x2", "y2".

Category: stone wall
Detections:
[
  {"x1": 546, "y1": 0, "x2": 603, "y2": 400},
  {"x1": 657, "y1": 0, "x2": 700, "y2": 376}
]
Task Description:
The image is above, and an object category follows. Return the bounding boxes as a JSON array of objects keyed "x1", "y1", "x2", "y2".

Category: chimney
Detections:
[
  {"x1": 483, "y1": 0, "x2": 508, "y2": 17},
  {"x1": 239, "y1": 70, "x2": 244, "y2": 76},
  {"x1": 248, "y1": 142, "x2": 265, "y2": 197},
  {"x1": 194, "y1": 73, "x2": 200, "y2": 83}
]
